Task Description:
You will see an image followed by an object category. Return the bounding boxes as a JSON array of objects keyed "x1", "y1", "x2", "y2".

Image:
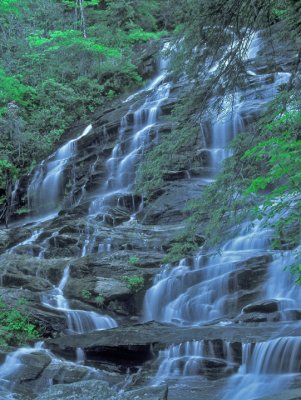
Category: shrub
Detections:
[
  {"x1": 128, "y1": 255, "x2": 140, "y2": 266},
  {"x1": 123, "y1": 275, "x2": 145, "y2": 293},
  {"x1": 0, "y1": 298, "x2": 39, "y2": 347}
]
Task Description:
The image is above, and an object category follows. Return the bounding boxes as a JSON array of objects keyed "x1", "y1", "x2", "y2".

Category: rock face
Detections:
[
  {"x1": 35, "y1": 380, "x2": 115, "y2": 400},
  {"x1": 35, "y1": 380, "x2": 168, "y2": 400},
  {"x1": 46, "y1": 322, "x2": 299, "y2": 366},
  {"x1": 1, "y1": 30, "x2": 300, "y2": 400}
]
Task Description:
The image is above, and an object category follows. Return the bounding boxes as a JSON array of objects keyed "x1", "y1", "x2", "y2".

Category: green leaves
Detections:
[
  {"x1": 0, "y1": 0, "x2": 21, "y2": 15},
  {"x1": 0, "y1": 67, "x2": 32, "y2": 114},
  {"x1": 123, "y1": 275, "x2": 145, "y2": 293},
  {"x1": 127, "y1": 28, "x2": 167, "y2": 43},
  {"x1": 28, "y1": 30, "x2": 121, "y2": 57},
  {"x1": 0, "y1": 298, "x2": 39, "y2": 347}
]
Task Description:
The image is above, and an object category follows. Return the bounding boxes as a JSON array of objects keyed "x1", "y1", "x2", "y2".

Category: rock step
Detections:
[{"x1": 46, "y1": 322, "x2": 301, "y2": 366}]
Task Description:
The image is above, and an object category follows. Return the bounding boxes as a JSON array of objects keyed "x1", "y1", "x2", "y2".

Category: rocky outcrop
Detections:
[
  {"x1": 35, "y1": 380, "x2": 168, "y2": 400},
  {"x1": 46, "y1": 322, "x2": 300, "y2": 365}
]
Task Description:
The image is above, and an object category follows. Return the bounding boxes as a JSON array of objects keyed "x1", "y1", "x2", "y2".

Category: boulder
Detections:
[
  {"x1": 95, "y1": 277, "x2": 131, "y2": 300},
  {"x1": 11, "y1": 351, "x2": 52, "y2": 394},
  {"x1": 242, "y1": 300, "x2": 280, "y2": 314}
]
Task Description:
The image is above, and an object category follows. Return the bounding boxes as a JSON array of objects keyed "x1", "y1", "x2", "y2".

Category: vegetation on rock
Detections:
[
  {"x1": 123, "y1": 275, "x2": 145, "y2": 293},
  {"x1": 0, "y1": 298, "x2": 39, "y2": 347}
]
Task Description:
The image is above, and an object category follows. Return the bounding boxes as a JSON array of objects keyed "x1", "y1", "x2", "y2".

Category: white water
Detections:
[
  {"x1": 0, "y1": 341, "x2": 101, "y2": 400},
  {"x1": 144, "y1": 33, "x2": 301, "y2": 399},
  {"x1": 222, "y1": 337, "x2": 301, "y2": 400},
  {"x1": 89, "y1": 45, "x2": 170, "y2": 217},
  {"x1": 8, "y1": 229, "x2": 42, "y2": 255},
  {"x1": 82, "y1": 44, "x2": 171, "y2": 255},
  {"x1": 143, "y1": 220, "x2": 273, "y2": 324},
  {"x1": 42, "y1": 265, "x2": 117, "y2": 335},
  {"x1": 27, "y1": 124, "x2": 92, "y2": 216},
  {"x1": 153, "y1": 340, "x2": 236, "y2": 385}
]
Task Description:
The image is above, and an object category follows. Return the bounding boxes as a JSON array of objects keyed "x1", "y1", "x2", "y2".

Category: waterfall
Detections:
[
  {"x1": 143, "y1": 34, "x2": 292, "y2": 324},
  {"x1": 41, "y1": 265, "x2": 117, "y2": 361},
  {"x1": 89, "y1": 49, "x2": 171, "y2": 217},
  {"x1": 27, "y1": 124, "x2": 92, "y2": 216},
  {"x1": 82, "y1": 43, "x2": 171, "y2": 255},
  {"x1": 144, "y1": 32, "x2": 300, "y2": 399},
  {"x1": 42, "y1": 265, "x2": 117, "y2": 334},
  {"x1": 222, "y1": 337, "x2": 301, "y2": 400},
  {"x1": 153, "y1": 340, "x2": 237, "y2": 385},
  {"x1": 143, "y1": 220, "x2": 273, "y2": 324}
]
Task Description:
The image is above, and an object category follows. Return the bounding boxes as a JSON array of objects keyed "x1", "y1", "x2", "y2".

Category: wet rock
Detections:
[
  {"x1": 46, "y1": 322, "x2": 297, "y2": 367},
  {"x1": 35, "y1": 380, "x2": 168, "y2": 400},
  {"x1": 95, "y1": 277, "x2": 131, "y2": 301},
  {"x1": 48, "y1": 362, "x2": 100, "y2": 384},
  {"x1": 229, "y1": 255, "x2": 271, "y2": 292},
  {"x1": 3, "y1": 227, "x2": 32, "y2": 252},
  {"x1": 138, "y1": 179, "x2": 206, "y2": 224},
  {"x1": 12, "y1": 352, "x2": 52, "y2": 394},
  {"x1": 103, "y1": 208, "x2": 131, "y2": 227},
  {"x1": 0, "y1": 254, "x2": 68, "y2": 288},
  {"x1": 0, "y1": 229, "x2": 10, "y2": 252},
  {"x1": 259, "y1": 388, "x2": 301, "y2": 400},
  {"x1": 19, "y1": 352, "x2": 52, "y2": 381},
  {"x1": 49, "y1": 235, "x2": 78, "y2": 248},
  {"x1": 116, "y1": 385, "x2": 168, "y2": 400},
  {"x1": 35, "y1": 379, "x2": 115, "y2": 400},
  {"x1": 235, "y1": 311, "x2": 281, "y2": 323},
  {"x1": 242, "y1": 300, "x2": 279, "y2": 314}
]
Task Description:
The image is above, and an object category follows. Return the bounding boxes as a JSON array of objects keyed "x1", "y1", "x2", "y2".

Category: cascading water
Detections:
[
  {"x1": 89, "y1": 45, "x2": 170, "y2": 217},
  {"x1": 41, "y1": 265, "x2": 117, "y2": 334},
  {"x1": 27, "y1": 124, "x2": 92, "y2": 216},
  {"x1": 144, "y1": 33, "x2": 301, "y2": 398},
  {"x1": 42, "y1": 265, "x2": 117, "y2": 361},
  {"x1": 222, "y1": 337, "x2": 301, "y2": 400},
  {"x1": 143, "y1": 220, "x2": 273, "y2": 324},
  {"x1": 0, "y1": 341, "x2": 101, "y2": 400},
  {"x1": 82, "y1": 44, "x2": 171, "y2": 255},
  {"x1": 153, "y1": 340, "x2": 237, "y2": 386}
]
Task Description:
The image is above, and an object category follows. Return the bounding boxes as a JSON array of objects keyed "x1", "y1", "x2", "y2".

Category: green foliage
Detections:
[
  {"x1": 0, "y1": 298, "x2": 39, "y2": 347},
  {"x1": 123, "y1": 275, "x2": 145, "y2": 293},
  {"x1": 28, "y1": 30, "x2": 121, "y2": 57},
  {"x1": 0, "y1": 0, "x2": 21, "y2": 15},
  {"x1": 0, "y1": 67, "x2": 32, "y2": 115},
  {"x1": 95, "y1": 295, "x2": 105, "y2": 306},
  {"x1": 127, "y1": 28, "x2": 167, "y2": 43},
  {"x1": 81, "y1": 289, "x2": 91, "y2": 300},
  {"x1": 242, "y1": 107, "x2": 301, "y2": 259},
  {"x1": 128, "y1": 255, "x2": 140, "y2": 266},
  {"x1": 163, "y1": 229, "x2": 199, "y2": 263}
]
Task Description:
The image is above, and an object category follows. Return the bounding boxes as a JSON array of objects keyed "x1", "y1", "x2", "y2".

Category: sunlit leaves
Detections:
[
  {"x1": 0, "y1": 0, "x2": 21, "y2": 14},
  {"x1": 28, "y1": 30, "x2": 121, "y2": 57},
  {"x1": 0, "y1": 67, "x2": 32, "y2": 114}
]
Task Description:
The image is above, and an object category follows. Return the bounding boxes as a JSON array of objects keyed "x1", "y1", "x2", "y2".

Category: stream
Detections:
[{"x1": 0, "y1": 33, "x2": 300, "y2": 400}]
